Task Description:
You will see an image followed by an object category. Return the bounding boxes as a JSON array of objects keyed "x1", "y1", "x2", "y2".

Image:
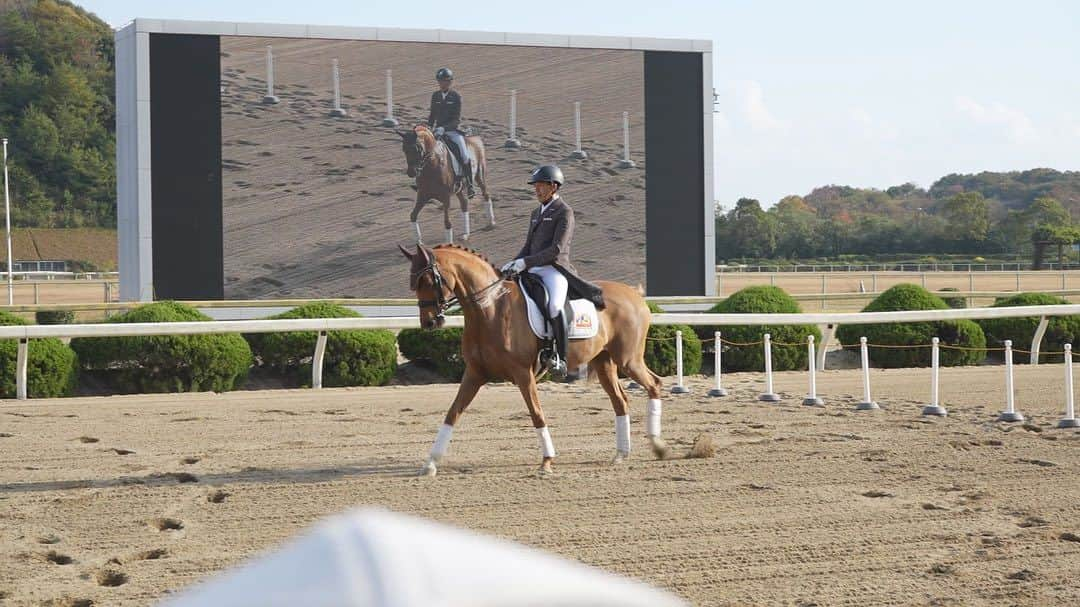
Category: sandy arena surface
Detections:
[{"x1": 2, "y1": 365, "x2": 1079, "y2": 606}]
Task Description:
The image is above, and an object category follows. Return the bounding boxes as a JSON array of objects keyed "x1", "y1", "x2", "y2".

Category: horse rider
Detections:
[
  {"x1": 501, "y1": 165, "x2": 604, "y2": 378},
  {"x1": 427, "y1": 67, "x2": 476, "y2": 199}
]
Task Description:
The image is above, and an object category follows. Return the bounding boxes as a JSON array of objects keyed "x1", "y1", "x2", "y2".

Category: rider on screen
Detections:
[{"x1": 427, "y1": 67, "x2": 476, "y2": 199}]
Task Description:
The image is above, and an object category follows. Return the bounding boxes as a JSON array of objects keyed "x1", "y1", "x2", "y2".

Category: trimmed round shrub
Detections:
[
  {"x1": 939, "y1": 287, "x2": 966, "y2": 309},
  {"x1": 699, "y1": 286, "x2": 820, "y2": 372},
  {"x1": 35, "y1": 310, "x2": 76, "y2": 325},
  {"x1": 71, "y1": 301, "x2": 252, "y2": 393},
  {"x1": 0, "y1": 310, "x2": 78, "y2": 398},
  {"x1": 245, "y1": 302, "x2": 396, "y2": 387},
  {"x1": 978, "y1": 293, "x2": 1080, "y2": 363},
  {"x1": 836, "y1": 284, "x2": 985, "y2": 368},
  {"x1": 645, "y1": 302, "x2": 702, "y2": 376},
  {"x1": 398, "y1": 327, "x2": 465, "y2": 381}
]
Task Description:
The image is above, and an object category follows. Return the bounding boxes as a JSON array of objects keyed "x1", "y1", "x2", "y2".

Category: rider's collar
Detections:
[{"x1": 540, "y1": 194, "x2": 560, "y2": 213}]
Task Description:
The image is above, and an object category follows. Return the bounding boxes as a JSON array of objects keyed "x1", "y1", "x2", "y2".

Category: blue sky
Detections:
[{"x1": 79, "y1": 0, "x2": 1080, "y2": 208}]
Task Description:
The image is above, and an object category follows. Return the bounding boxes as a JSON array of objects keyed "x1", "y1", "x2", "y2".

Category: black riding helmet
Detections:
[
  {"x1": 436, "y1": 67, "x2": 454, "y2": 81},
  {"x1": 527, "y1": 165, "x2": 564, "y2": 187}
]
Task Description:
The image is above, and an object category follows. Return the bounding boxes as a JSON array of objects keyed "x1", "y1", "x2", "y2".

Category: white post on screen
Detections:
[
  {"x1": 803, "y1": 335, "x2": 823, "y2": 406},
  {"x1": 3, "y1": 138, "x2": 12, "y2": 305},
  {"x1": 262, "y1": 46, "x2": 279, "y2": 104},
  {"x1": 998, "y1": 339, "x2": 1024, "y2": 422},
  {"x1": 855, "y1": 336, "x2": 879, "y2": 410},
  {"x1": 708, "y1": 331, "x2": 726, "y2": 397},
  {"x1": 330, "y1": 59, "x2": 346, "y2": 117},
  {"x1": 571, "y1": 102, "x2": 587, "y2": 159},
  {"x1": 671, "y1": 330, "x2": 689, "y2": 394},
  {"x1": 759, "y1": 333, "x2": 779, "y2": 402},
  {"x1": 618, "y1": 111, "x2": 635, "y2": 168},
  {"x1": 382, "y1": 69, "x2": 398, "y2": 127},
  {"x1": 922, "y1": 337, "x2": 948, "y2": 416},
  {"x1": 1060, "y1": 344, "x2": 1079, "y2": 428},
  {"x1": 505, "y1": 89, "x2": 521, "y2": 148}
]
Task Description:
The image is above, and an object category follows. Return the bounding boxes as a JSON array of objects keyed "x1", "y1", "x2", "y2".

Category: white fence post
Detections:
[
  {"x1": 16, "y1": 337, "x2": 28, "y2": 399},
  {"x1": 1060, "y1": 344, "x2": 1079, "y2": 428},
  {"x1": 856, "y1": 336, "x2": 879, "y2": 410},
  {"x1": 759, "y1": 333, "x2": 780, "y2": 402},
  {"x1": 504, "y1": 89, "x2": 521, "y2": 149},
  {"x1": 617, "y1": 111, "x2": 636, "y2": 168},
  {"x1": 262, "y1": 46, "x2": 279, "y2": 104},
  {"x1": 1030, "y1": 316, "x2": 1049, "y2": 365},
  {"x1": 708, "y1": 330, "x2": 726, "y2": 397},
  {"x1": 381, "y1": 69, "x2": 398, "y2": 127},
  {"x1": 330, "y1": 59, "x2": 347, "y2": 117},
  {"x1": 922, "y1": 337, "x2": 947, "y2": 416},
  {"x1": 803, "y1": 334, "x2": 823, "y2": 406},
  {"x1": 312, "y1": 331, "x2": 328, "y2": 389},
  {"x1": 672, "y1": 330, "x2": 689, "y2": 394},
  {"x1": 571, "y1": 101, "x2": 587, "y2": 159},
  {"x1": 998, "y1": 339, "x2": 1024, "y2": 422}
]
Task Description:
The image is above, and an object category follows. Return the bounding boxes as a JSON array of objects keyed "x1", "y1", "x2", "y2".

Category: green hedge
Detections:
[
  {"x1": 978, "y1": 293, "x2": 1080, "y2": 363},
  {"x1": 397, "y1": 326, "x2": 465, "y2": 381},
  {"x1": 245, "y1": 302, "x2": 396, "y2": 387},
  {"x1": 35, "y1": 310, "x2": 76, "y2": 325},
  {"x1": 70, "y1": 301, "x2": 252, "y2": 393},
  {"x1": 645, "y1": 302, "x2": 702, "y2": 376},
  {"x1": 0, "y1": 311, "x2": 78, "y2": 398},
  {"x1": 836, "y1": 284, "x2": 986, "y2": 367},
  {"x1": 698, "y1": 286, "x2": 820, "y2": 371}
]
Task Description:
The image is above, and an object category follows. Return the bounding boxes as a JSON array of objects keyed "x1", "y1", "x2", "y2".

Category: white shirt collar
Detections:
[
  {"x1": 440, "y1": 90, "x2": 449, "y2": 99},
  {"x1": 540, "y1": 195, "x2": 560, "y2": 215}
]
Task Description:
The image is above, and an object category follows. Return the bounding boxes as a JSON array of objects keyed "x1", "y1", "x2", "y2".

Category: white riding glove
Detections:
[
  {"x1": 434, "y1": 126, "x2": 445, "y2": 137},
  {"x1": 501, "y1": 259, "x2": 526, "y2": 274}
]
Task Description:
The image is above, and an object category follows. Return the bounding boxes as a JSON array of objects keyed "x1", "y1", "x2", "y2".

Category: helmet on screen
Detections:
[
  {"x1": 527, "y1": 165, "x2": 564, "y2": 187},
  {"x1": 435, "y1": 67, "x2": 454, "y2": 81}
]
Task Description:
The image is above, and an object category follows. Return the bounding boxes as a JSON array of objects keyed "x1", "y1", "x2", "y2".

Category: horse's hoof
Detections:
[
  {"x1": 611, "y1": 451, "x2": 630, "y2": 465},
  {"x1": 649, "y1": 437, "x2": 671, "y2": 460},
  {"x1": 420, "y1": 461, "x2": 438, "y2": 477},
  {"x1": 537, "y1": 460, "x2": 554, "y2": 477}
]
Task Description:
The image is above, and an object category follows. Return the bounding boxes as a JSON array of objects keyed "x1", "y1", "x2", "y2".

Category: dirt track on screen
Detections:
[{"x1": 2, "y1": 366, "x2": 1079, "y2": 606}]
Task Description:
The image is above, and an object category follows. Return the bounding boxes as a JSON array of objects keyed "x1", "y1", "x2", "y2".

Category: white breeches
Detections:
[{"x1": 528, "y1": 265, "x2": 568, "y2": 318}]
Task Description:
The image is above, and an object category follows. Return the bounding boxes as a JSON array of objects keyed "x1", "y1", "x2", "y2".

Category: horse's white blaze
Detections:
[
  {"x1": 431, "y1": 423, "x2": 453, "y2": 459},
  {"x1": 615, "y1": 414, "x2": 631, "y2": 454},
  {"x1": 536, "y1": 426, "x2": 557, "y2": 458},
  {"x1": 646, "y1": 399, "x2": 662, "y2": 438}
]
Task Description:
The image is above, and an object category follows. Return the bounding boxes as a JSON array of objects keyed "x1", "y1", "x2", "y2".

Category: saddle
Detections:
[
  {"x1": 436, "y1": 130, "x2": 475, "y2": 181},
  {"x1": 517, "y1": 273, "x2": 600, "y2": 340}
]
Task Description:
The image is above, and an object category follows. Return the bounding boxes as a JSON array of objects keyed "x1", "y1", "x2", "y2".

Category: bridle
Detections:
[
  {"x1": 411, "y1": 258, "x2": 509, "y2": 321},
  {"x1": 407, "y1": 136, "x2": 435, "y2": 179}
]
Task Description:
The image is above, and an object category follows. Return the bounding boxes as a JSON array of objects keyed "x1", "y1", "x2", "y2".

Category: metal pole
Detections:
[
  {"x1": 262, "y1": 46, "x2": 279, "y2": 104},
  {"x1": 504, "y1": 89, "x2": 521, "y2": 148},
  {"x1": 856, "y1": 336, "x2": 879, "y2": 410},
  {"x1": 998, "y1": 340, "x2": 1024, "y2": 422},
  {"x1": 708, "y1": 330, "x2": 726, "y2": 397},
  {"x1": 922, "y1": 337, "x2": 947, "y2": 416},
  {"x1": 381, "y1": 70, "x2": 398, "y2": 127},
  {"x1": 3, "y1": 138, "x2": 12, "y2": 305},
  {"x1": 1060, "y1": 344, "x2": 1079, "y2": 428},
  {"x1": 618, "y1": 111, "x2": 635, "y2": 168},
  {"x1": 571, "y1": 102, "x2": 586, "y2": 159},
  {"x1": 803, "y1": 335, "x2": 823, "y2": 406},
  {"x1": 759, "y1": 333, "x2": 779, "y2": 401},
  {"x1": 330, "y1": 59, "x2": 347, "y2": 117}
]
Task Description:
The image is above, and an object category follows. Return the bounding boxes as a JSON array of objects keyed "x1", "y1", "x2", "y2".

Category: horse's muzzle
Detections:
[{"x1": 423, "y1": 314, "x2": 446, "y2": 330}]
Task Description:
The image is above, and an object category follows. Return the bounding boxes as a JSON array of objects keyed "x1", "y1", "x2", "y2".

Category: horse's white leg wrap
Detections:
[
  {"x1": 487, "y1": 198, "x2": 495, "y2": 222},
  {"x1": 461, "y1": 211, "x2": 471, "y2": 237},
  {"x1": 445, "y1": 227, "x2": 453, "y2": 243},
  {"x1": 536, "y1": 426, "x2": 557, "y2": 458},
  {"x1": 615, "y1": 414, "x2": 631, "y2": 454},
  {"x1": 431, "y1": 423, "x2": 454, "y2": 460},
  {"x1": 646, "y1": 399, "x2": 662, "y2": 438},
  {"x1": 411, "y1": 221, "x2": 422, "y2": 243}
]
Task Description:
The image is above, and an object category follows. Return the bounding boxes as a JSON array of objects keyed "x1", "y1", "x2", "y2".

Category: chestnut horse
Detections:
[
  {"x1": 399, "y1": 243, "x2": 669, "y2": 476},
  {"x1": 398, "y1": 125, "x2": 494, "y2": 244}
]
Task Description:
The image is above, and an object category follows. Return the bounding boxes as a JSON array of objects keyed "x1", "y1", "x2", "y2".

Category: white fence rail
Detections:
[{"x1": 4, "y1": 305, "x2": 1080, "y2": 401}]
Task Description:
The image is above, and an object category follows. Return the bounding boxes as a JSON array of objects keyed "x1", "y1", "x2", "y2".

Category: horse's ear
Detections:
[
  {"x1": 398, "y1": 244, "x2": 415, "y2": 260},
  {"x1": 416, "y1": 244, "x2": 432, "y2": 264}
]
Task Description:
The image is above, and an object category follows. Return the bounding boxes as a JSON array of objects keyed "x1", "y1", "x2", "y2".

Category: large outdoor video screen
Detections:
[{"x1": 219, "y1": 37, "x2": 646, "y2": 299}]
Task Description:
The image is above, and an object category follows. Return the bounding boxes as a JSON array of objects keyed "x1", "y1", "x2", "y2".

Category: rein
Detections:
[{"x1": 412, "y1": 260, "x2": 508, "y2": 318}]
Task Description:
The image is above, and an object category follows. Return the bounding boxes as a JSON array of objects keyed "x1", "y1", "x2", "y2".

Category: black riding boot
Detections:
[
  {"x1": 463, "y1": 161, "x2": 477, "y2": 199},
  {"x1": 547, "y1": 313, "x2": 568, "y2": 378}
]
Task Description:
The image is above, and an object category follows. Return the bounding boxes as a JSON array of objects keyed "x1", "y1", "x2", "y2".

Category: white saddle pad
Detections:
[{"x1": 522, "y1": 293, "x2": 600, "y2": 340}]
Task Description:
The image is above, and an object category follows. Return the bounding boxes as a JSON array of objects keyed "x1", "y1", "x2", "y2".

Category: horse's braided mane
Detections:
[{"x1": 433, "y1": 243, "x2": 499, "y2": 272}]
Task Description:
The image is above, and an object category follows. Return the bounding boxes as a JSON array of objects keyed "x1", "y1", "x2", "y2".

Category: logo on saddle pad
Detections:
[{"x1": 573, "y1": 313, "x2": 593, "y2": 331}]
